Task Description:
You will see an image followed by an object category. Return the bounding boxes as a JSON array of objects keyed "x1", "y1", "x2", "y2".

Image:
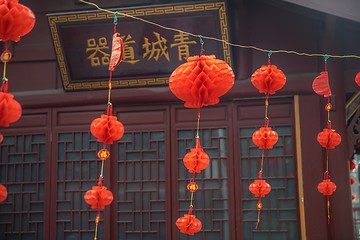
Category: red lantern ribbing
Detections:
[
  {"x1": 312, "y1": 55, "x2": 341, "y2": 224},
  {"x1": 249, "y1": 52, "x2": 284, "y2": 228},
  {"x1": 170, "y1": 38, "x2": 234, "y2": 235},
  {"x1": 85, "y1": 12, "x2": 124, "y2": 240}
]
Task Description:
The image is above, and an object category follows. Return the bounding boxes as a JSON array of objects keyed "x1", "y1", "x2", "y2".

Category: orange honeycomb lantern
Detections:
[
  {"x1": 251, "y1": 64, "x2": 286, "y2": 95},
  {"x1": 0, "y1": 184, "x2": 7, "y2": 203},
  {"x1": 169, "y1": 54, "x2": 234, "y2": 108},
  {"x1": 312, "y1": 71, "x2": 332, "y2": 97},
  {"x1": 252, "y1": 127, "x2": 279, "y2": 149},
  {"x1": 176, "y1": 211, "x2": 202, "y2": 235},
  {"x1": 84, "y1": 185, "x2": 113, "y2": 209},
  {"x1": 249, "y1": 179, "x2": 271, "y2": 197},
  {"x1": 0, "y1": 92, "x2": 22, "y2": 127},
  {"x1": 90, "y1": 114, "x2": 124, "y2": 144},
  {"x1": 0, "y1": 0, "x2": 36, "y2": 42},
  {"x1": 317, "y1": 128, "x2": 341, "y2": 149},
  {"x1": 183, "y1": 138, "x2": 210, "y2": 173},
  {"x1": 317, "y1": 179, "x2": 336, "y2": 196}
]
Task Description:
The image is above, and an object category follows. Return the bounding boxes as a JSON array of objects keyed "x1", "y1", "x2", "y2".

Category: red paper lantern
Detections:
[
  {"x1": 317, "y1": 179, "x2": 336, "y2": 196},
  {"x1": 0, "y1": 0, "x2": 35, "y2": 42},
  {"x1": 90, "y1": 114, "x2": 124, "y2": 144},
  {"x1": 0, "y1": 133, "x2": 3, "y2": 143},
  {"x1": 251, "y1": 64, "x2": 286, "y2": 95},
  {"x1": 0, "y1": 92, "x2": 22, "y2": 127},
  {"x1": 317, "y1": 128, "x2": 341, "y2": 149},
  {"x1": 351, "y1": 178, "x2": 355, "y2": 185},
  {"x1": 252, "y1": 127, "x2": 279, "y2": 149},
  {"x1": 183, "y1": 138, "x2": 210, "y2": 173},
  {"x1": 350, "y1": 159, "x2": 356, "y2": 171},
  {"x1": 176, "y1": 213, "x2": 202, "y2": 235},
  {"x1": 0, "y1": 184, "x2": 7, "y2": 203},
  {"x1": 355, "y1": 72, "x2": 360, "y2": 87},
  {"x1": 84, "y1": 186, "x2": 113, "y2": 209},
  {"x1": 169, "y1": 55, "x2": 234, "y2": 108},
  {"x1": 249, "y1": 179, "x2": 271, "y2": 197},
  {"x1": 312, "y1": 71, "x2": 332, "y2": 97},
  {"x1": 352, "y1": 194, "x2": 356, "y2": 200}
]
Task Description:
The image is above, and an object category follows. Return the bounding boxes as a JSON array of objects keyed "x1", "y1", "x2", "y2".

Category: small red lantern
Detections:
[
  {"x1": 317, "y1": 179, "x2": 336, "y2": 196},
  {"x1": 0, "y1": 133, "x2": 3, "y2": 143},
  {"x1": 351, "y1": 178, "x2": 355, "y2": 185},
  {"x1": 176, "y1": 209, "x2": 202, "y2": 235},
  {"x1": 312, "y1": 71, "x2": 332, "y2": 97},
  {"x1": 90, "y1": 114, "x2": 124, "y2": 144},
  {"x1": 183, "y1": 137, "x2": 210, "y2": 173},
  {"x1": 252, "y1": 127, "x2": 279, "y2": 149},
  {"x1": 355, "y1": 72, "x2": 360, "y2": 87},
  {"x1": 350, "y1": 159, "x2": 356, "y2": 171},
  {"x1": 249, "y1": 179, "x2": 271, "y2": 197},
  {"x1": 352, "y1": 194, "x2": 356, "y2": 200},
  {"x1": 84, "y1": 185, "x2": 113, "y2": 209},
  {"x1": 317, "y1": 128, "x2": 341, "y2": 149},
  {"x1": 169, "y1": 54, "x2": 234, "y2": 108},
  {"x1": 251, "y1": 64, "x2": 286, "y2": 95},
  {"x1": 0, "y1": 92, "x2": 22, "y2": 127},
  {"x1": 0, "y1": 184, "x2": 7, "y2": 203},
  {"x1": 0, "y1": 0, "x2": 36, "y2": 42}
]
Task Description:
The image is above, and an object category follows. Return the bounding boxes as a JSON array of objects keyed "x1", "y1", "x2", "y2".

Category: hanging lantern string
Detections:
[
  {"x1": 326, "y1": 149, "x2": 329, "y2": 173},
  {"x1": 196, "y1": 109, "x2": 201, "y2": 138},
  {"x1": 199, "y1": 35, "x2": 204, "y2": 56},
  {"x1": 94, "y1": 210, "x2": 101, "y2": 240},
  {"x1": 267, "y1": 50, "x2": 272, "y2": 65},
  {"x1": 189, "y1": 173, "x2": 196, "y2": 208},
  {"x1": 79, "y1": 0, "x2": 360, "y2": 59},
  {"x1": 260, "y1": 150, "x2": 265, "y2": 173}
]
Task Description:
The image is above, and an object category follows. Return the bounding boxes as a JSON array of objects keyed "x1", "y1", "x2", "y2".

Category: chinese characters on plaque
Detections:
[{"x1": 48, "y1": 2, "x2": 230, "y2": 90}]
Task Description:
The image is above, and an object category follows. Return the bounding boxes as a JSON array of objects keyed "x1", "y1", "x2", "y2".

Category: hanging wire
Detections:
[{"x1": 79, "y1": 0, "x2": 360, "y2": 59}]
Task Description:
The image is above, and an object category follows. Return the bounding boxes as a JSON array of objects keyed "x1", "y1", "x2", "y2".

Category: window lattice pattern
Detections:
[
  {"x1": 57, "y1": 132, "x2": 103, "y2": 240},
  {"x1": 177, "y1": 128, "x2": 229, "y2": 240},
  {"x1": 118, "y1": 131, "x2": 166, "y2": 240},
  {"x1": 0, "y1": 134, "x2": 46, "y2": 240},
  {"x1": 240, "y1": 126, "x2": 298, "y2": 240}
]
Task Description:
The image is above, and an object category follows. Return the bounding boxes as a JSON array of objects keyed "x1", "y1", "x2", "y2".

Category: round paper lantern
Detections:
[
  {"x1": 0, "y1": 133, "x2": 3, "y2": 143},
  {"x1": 0, "y1": 0, "x2": 36, "y2": 42},
  {"x1": 249, "y1": 179, "x2": 271, "y2": 197},
  {"x1": 0, "y1": 92, "x2": 22, "y2": 127},
  {"x1": 252, "y1": 127, "x2": 279, "y2": 149},
  {"x1": 312, "y1": 71, "x2": 332, "y2": 97},
  {"x1": 90, "y1": 114, "x2": 124, "y2": 144},
  {"x1": 317, "y1": 128, "x2": 341, "y2": 149},
  {"x1": 251, "y1": 64, "x2": 286, "y2": 95},
  {"x1": 169, "y1": 54, "x2": 234, "y2": 108},
  {"x1": 317, "y1": 179, "x2": 336, "y2": 196},
  {"x1": 355, "y1": 72, "x2": 360, "y2": 87},
  {"x1": 176, "y1": 213, "x2": 202, "y2": 235},
  {"x1": 84, "y1": 185, "x2": 113, "y2": 209},
  {"x1": 0, "y1": 184, "x2": 7, "y2": 203},
  {"x1": 352, "y1": 194, "x2": 356, "y2": 200},
  {"x1": 183, "y1": 138, "x2": 210, "y2": 173}
]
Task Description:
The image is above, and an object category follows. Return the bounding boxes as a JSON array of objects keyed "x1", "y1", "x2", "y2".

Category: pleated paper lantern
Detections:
[
  {"x1": 183, "y1": 138, "x2": 210, "y2": 173},
  {"x1": 317, "y1": 179, "x2": 336, "y2": 196},
  {"x1": 0, "y1": 0, "x2": 36, "y2": 42},
  {"x1": 249, "y1": 179, "x2": 271, "y2": 198},
  {"x1": 312, "y1": 71, "x2": 332, "y2": 97},
  {"x1": 84, "y1": 185, "x2": 113, "y2": 209},
  {"x1": 176, "y1": 211, "x2": 202, "y2": 235},
  {"x1": 0, "y1": 92, "x2": 22, "y2": 127},
  {"x1": 317, "y1": 128, "x2": 341, "y2": 149},
  {"x1": 169, "y1": 55, "x2": 234, "y2": 108},
  {"x1": 0, "y1": 184, "x2": 7, "y2": 203},
  {"x1": 252, "y1": 127, "x2": 279, "y2": 149},
  {"x1": 251, "y1": 64, "x2": 286, "y2": 95},
  {"x1": 90, "y1": 114, "x2": 124, "y2": 144}
]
